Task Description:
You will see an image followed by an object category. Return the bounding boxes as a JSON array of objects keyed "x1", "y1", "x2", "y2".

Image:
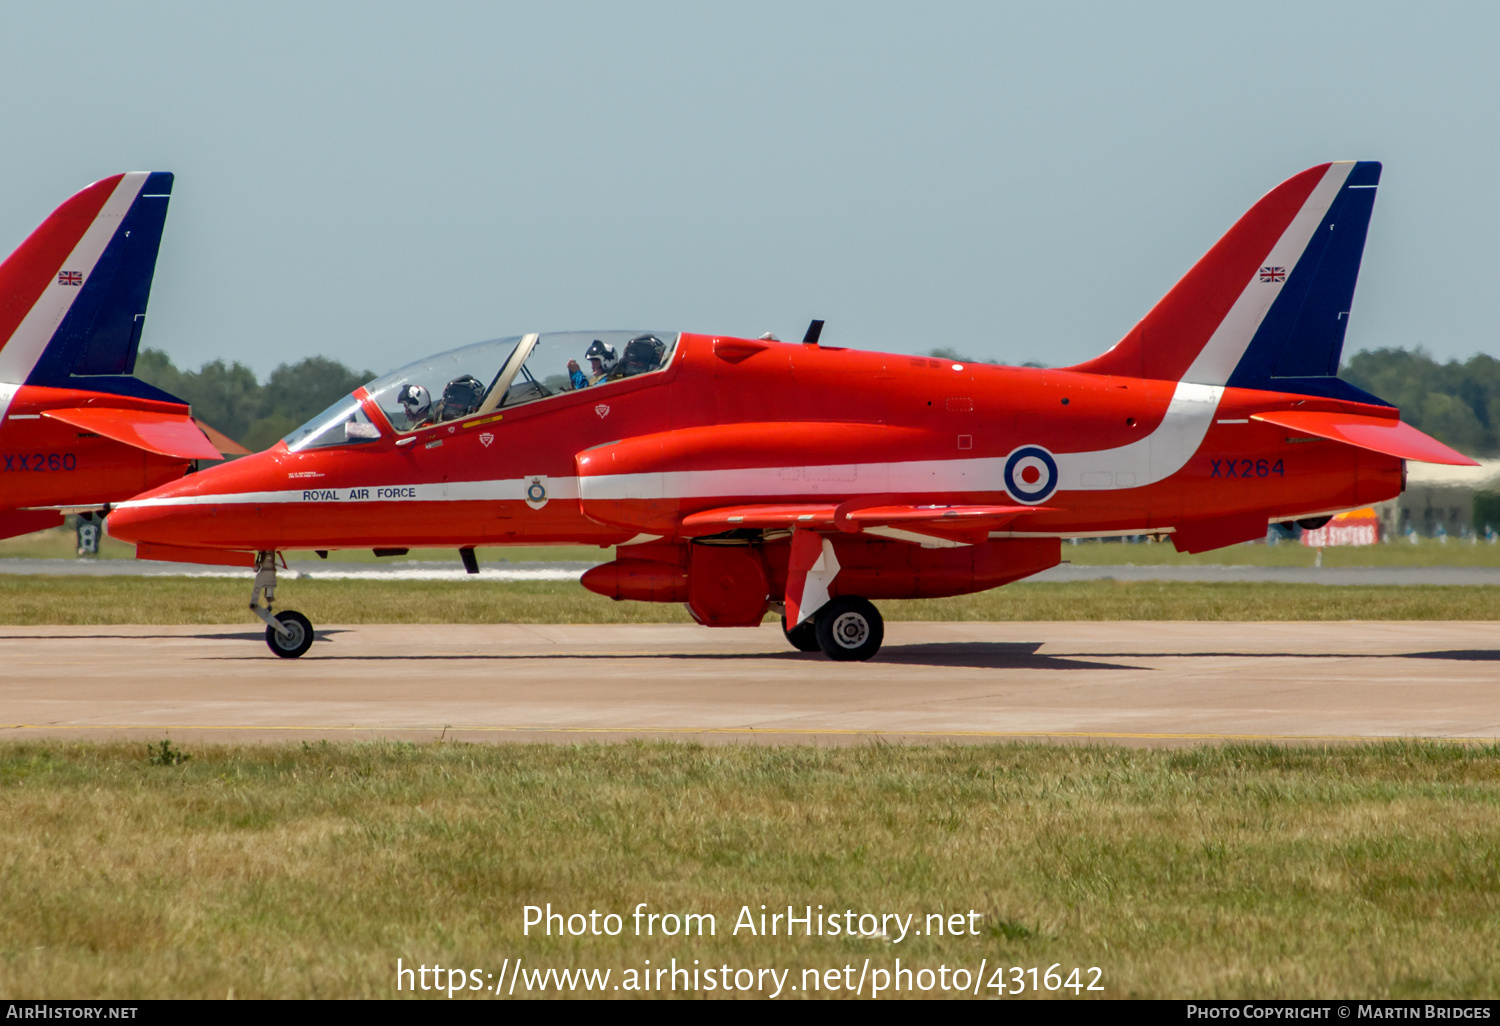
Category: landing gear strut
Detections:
[
  {"x1": 813, "y1": 596, "x2": 884, "y2": 662},
  {"x1": 251, "y1": 551, "x2": 315, "y2": 658}
]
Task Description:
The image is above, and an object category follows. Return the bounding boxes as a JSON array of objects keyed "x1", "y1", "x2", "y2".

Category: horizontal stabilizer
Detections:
[
  {"x1": 43, "y1": 407, "x2": 223, "y2": 460},
  {"x1": 1250, "y1": 410, "x2": 1478, "y2": 466},
  {"x1": 194, "y1": 418, "x2": 251, "y2": 456}
]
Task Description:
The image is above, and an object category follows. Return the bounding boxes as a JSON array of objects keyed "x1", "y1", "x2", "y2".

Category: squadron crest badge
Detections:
[{"x1": 524, "y1": 475, "x2": 549, "y2": 510}]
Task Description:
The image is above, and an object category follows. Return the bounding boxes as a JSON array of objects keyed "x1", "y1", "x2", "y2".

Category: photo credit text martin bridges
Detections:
[{"x1": 108, "y1": 161, "x2": 1474, "y2": 660}]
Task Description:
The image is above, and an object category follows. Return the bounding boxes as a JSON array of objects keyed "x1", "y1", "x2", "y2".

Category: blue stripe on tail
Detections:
[
  {"x1": 1226, "y1": 160, "x2": 1388, "y2": 405},
  {"x1": 27, "y1": 171, "x2": 176, "y2": 391}
]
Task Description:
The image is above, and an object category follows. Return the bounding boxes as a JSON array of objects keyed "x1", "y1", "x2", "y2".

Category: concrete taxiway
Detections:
[{"x1": 2, "y1": 622, "x2": 1497, "y2": 746}]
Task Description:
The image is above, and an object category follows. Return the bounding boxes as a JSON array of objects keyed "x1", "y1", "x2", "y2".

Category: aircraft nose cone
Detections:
[{"x1": 106, "y1": 473, "x2": 201, "y2": 545}]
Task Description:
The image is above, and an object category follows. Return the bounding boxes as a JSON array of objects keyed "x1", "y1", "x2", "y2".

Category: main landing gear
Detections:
[
  {"x1": 251, "y1": 551, "x2": 314, "y2": 658},
  {"x1": 782, "y1": 596, "x2": 885, "y2": 661},
  {"x1": 781, "y1": 613, "x2": 820, "y2": 652}
]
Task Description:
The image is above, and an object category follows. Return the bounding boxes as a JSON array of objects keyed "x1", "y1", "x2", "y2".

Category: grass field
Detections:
[
  {"x1": 0, "y1": 740, "x2": 1495, "y2": 999},
  {"x1": 1065, "y1": 535, "x2": 1500, "y2": 567},
  {"x1": 1, "y1": 575, "x2": 1499, "y2": 625},
  {"x1": 7, "y1": 526, "x2": 1500, "y2": 567}
]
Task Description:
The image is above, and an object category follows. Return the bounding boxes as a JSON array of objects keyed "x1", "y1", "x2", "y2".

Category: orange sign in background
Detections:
[{"x1": 1301, "y1": 508, "x2": 1380, "y2": 547}]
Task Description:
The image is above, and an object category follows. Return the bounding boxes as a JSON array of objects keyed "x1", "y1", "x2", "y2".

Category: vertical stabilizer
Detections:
[
  {"x1": 0, "y1": 172, "x2": 173, "y2": 388},
  {"x1": 1071, "y1": 161, "x2": 1384, "y2": 402}
]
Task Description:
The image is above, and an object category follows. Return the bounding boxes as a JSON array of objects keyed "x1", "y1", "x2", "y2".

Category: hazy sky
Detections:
[{"x1": 1, "y1": 2, "x2": 1496, "y2": 378}]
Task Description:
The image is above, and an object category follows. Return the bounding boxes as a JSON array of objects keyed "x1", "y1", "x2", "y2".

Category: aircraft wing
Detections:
[
  {"x1": 845, "y1": 503, "x2": 1053, "y2": 545},
  {"x1": 1250, "y1": 410, "x2": 1478, "y2": 466},
  {"x1": 680, "y1": 504, "x2": 839, "y2": 532},
  {"x1": 42, "y1": 407, "x2": 223, "y2": 461},
  {"x1": 680, "y1": 502, "x2": 1051, "y2": 544},
  {"x1": 842, "y1": 504, "x2": 1047, "y2": 527}
]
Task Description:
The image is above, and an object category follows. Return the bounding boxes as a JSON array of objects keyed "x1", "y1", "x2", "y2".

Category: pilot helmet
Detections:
[
  {"x1": 397, "y1": 383, "x2": 431, "y2": 419},
  {"x1": 584, "y1": 339, "x2": 617, "y2": 373},
  {"x1": 440, "y1": 374, "x2": 485, "y2": 419},
  {"x1": 621, "y1": 334, "x2": 665, "y2": 375}
]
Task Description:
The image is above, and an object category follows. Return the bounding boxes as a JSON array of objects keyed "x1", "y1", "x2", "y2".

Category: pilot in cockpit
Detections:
[
  {"x1": 584, "y1": 340, "x2": 617, "y2": 385},
  {"x1": 608, "y1": 334, "x2": 666, "y2": 381},
  {"x1": 397, "y1": 384, "x2": 433, "y2": 429},
  {"x1": 435, "y1": 375, "x2": 485, "y2": 422},
  {"x1": 567, "y1": 359, "x2": 588, "y2": 390}
]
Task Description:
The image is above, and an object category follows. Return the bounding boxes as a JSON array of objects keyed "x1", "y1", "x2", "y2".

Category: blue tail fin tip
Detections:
[
  {"x1": 1226, "y1": 160, "x2": 1382, "y2": 397},
  {"x1": 26, "y1": 172, "x2": 175, "y2": 387}
]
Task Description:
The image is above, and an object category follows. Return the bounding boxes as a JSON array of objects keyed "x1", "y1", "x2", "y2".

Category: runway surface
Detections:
[
  {"x1": 3, "y1": 621, "x2": 1497, "y2": 746},
  {"x1": 5, "y1": 557, "x2": 1500, "y2": 585}
]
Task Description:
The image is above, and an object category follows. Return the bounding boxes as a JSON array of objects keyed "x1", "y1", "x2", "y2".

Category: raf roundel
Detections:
[{"x1": 1003, "y1": 445, "x2": 1059, "y2": 504}]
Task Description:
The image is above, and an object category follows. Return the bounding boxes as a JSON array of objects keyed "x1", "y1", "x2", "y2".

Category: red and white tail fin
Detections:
[
  {"x1": 1072, "y1": 161, "x2": 1380, "y2": 394},
  {"x1": 0, "y1": 172, "x2": 170, "y2": 386}
]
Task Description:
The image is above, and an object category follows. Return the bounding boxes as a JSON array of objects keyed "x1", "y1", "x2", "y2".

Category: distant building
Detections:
[{"x1": 1373, "y1": 459, "x2": 1500, "y2": 539}]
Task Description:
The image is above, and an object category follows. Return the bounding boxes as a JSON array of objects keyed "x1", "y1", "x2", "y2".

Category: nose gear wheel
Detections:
[
  {"x1": 265, "y1": 609, "x2": 313, "y2": 658},
  {"x1": 249, "y1": 551, "x2": 317, "y2": 658}
]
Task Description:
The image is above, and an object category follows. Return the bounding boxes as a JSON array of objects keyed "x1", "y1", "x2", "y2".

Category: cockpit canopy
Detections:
[{"x1": 283, "y1": 330, "x2": 678, "y2": 452}]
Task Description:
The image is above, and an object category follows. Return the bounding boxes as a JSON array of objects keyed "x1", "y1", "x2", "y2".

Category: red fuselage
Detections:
[
  {"x1": 107, "y1": 333, "x2": 1402, "y2": 558},
  {"x1": 0, "y1": 384, "x2": 202, "y2": 534}
]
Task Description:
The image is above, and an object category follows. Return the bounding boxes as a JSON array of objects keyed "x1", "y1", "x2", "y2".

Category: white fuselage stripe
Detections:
[
  {"x1": 115, "y1": 385, "x2": 1221, "y2": 514},
  {"x1": 115, "y1": 476, "x2": 581, "y2": 510}
]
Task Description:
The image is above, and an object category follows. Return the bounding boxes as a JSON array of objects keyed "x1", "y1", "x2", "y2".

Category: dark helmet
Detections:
[
  {"x1": 439, "y1": 374, "x2": 485, "y2": 419},
  {"x1": 619, "y1": 334, "x2": 666, "y2": 376}
]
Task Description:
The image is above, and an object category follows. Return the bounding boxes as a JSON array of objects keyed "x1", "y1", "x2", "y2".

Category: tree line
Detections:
[
  {"x1": 1340, "y1": 348, "x2": 1500, "y2": 456},
  {"x1": 136, "y1": 345, "x2": 1500, "y2": 457},
  {"x1": 135, "y1": 349, "x2": 374, "y2": 454}
]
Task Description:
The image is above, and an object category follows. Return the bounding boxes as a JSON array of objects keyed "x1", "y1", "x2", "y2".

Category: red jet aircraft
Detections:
[
  {"x1": 108, "y1": 161, "x2": 1475, "y2": 659},
  {"x1": 0, "y1": 172, "x2": 235, "y2": 540}
]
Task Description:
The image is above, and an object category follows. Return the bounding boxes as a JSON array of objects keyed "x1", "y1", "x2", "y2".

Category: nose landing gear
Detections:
[{"x1": 250, "y1": 551, "x2": 315, "y2": 658}]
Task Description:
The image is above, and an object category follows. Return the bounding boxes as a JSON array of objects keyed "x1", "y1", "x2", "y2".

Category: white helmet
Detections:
[
  {"x1": 584, "y1": 339, "x2": 618, "y2": 374},
  {"x1": 397, "y1": 383, "x2": 431, "y2": 422}
]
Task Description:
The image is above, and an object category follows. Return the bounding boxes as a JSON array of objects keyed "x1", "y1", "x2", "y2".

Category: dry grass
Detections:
[
  {"x1": 0, "y1": 576, "x2": 1496, "y2": 626},
  {"x1": 0, "y1": 741, "x2": 1496, "y2": 999},
  {"x1": 1064, "y1": 536, "x2": 1500, "y2": 567}
]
